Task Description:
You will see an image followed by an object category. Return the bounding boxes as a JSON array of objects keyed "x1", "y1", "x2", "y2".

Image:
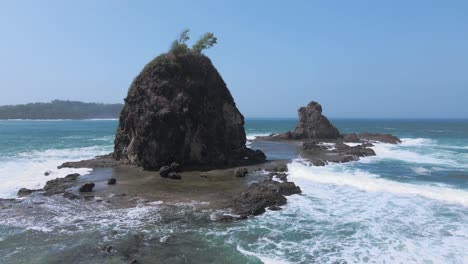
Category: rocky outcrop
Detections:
[
  {"x1": 113, "y1": 53, "x2": 265, "y2": 170},
  {"x1": 230, "y1": 180, "x2": 301, "y2": 217},
  {"x1": 343, "y1": 133, "x2": 401, "y2": 144},
  {"x1": 43, "y1": 173, "x2": 80, "y2": 196},
  {"x1": 266, "y1": 101, "x2": 340, "y2": 140}
]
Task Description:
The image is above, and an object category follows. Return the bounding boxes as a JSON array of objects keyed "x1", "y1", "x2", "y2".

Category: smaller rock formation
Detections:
[
  {"x1": 343, "y1": 133, "x2": 401, "y2": 144},
  {"x1": 79, "y1": 182, "x2": 95, "y2": 192},
  {"x1": 268, "y1": 101, "x2": 340, "y2": 140}
]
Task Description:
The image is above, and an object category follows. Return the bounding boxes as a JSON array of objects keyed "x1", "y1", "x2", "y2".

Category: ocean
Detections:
[{"x1": 0, "y1": 118, "x2": 467, "y2": 263}]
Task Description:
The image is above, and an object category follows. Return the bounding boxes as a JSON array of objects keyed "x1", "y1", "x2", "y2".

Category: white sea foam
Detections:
[
  {"x1": 288, "y1": 161, "x2": 468, "y2": 206},
  {"x1": 0, "y1": 146, "x2": 111, "y2": 198},
  {"x1": 228, "y1": 159, "x2": 468, "y2": 263},
  {"x1": 364, "y1": 138, "x2": 466, "y2": 168}
]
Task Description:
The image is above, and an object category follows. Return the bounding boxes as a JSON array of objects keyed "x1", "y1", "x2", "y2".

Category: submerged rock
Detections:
[{"x1": 113, "y1": 53, "x2": 265, "y2": 170}]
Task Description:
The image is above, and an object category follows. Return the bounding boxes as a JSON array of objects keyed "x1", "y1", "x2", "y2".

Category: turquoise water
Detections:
[{"x1": 0, "y1": 119, "x2": 468, "y2": 263}]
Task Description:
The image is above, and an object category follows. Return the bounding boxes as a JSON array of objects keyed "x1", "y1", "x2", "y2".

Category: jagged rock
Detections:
[
  {"x1": 17, "y1": 188, "x2": 41, "y2": 197},
  {"x1": 159, "y1": 166, "x2": 172, "y2": 178},
  {"x1": 233, "y1": 168, "x2": 248, "y2": 177},
  {"x1": 277, "y1": 101, "x2": 340, "y2": 140},
  {"x1": 335, "y1": 142, "x2": 376, "y2": 157},
  {"x1": 43, "y1": 173, "x2": 80, "y2": 196},
  {"x1": 343, "y1": 133, "x2": 401, "y2": 144},
  {"x1": 276, "y1": 182, "x2": 302, "y2": 195},
  {"x1": 113, "y1": 53, "x2": 265, "y2": 170},
  {"x1": 302, "y1": 140, "x2": 328, "y2": 151},
  {"x1": 107, "y1": 178, "x2": 117, "y2": 185},
  {"x1": 231, "y1": 180, "x2": 301, "y2": 217},
  {"x1": 79, "y1": 182, "x2": 95, "y2": 192}
]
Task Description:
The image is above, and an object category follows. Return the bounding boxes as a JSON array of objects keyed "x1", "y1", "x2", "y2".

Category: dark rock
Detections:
[
  {"x1": 17, "y1": 188, "x2": 41, "y2": 197},
  {"x1": 43, "y1": 173, "x2": 80, "y2": 196},
  {"x1": 170, "y1": 162, "x2": 181, "y2": 172},
  {"x1": 44, "y1": 171, "x2": 51, "y2": 176},
  {"x1": 107, "y1": 178, "x2": 117, "y2": 185},
  {"x1": 269, "y1": 172, "x2": 288, "y2": 182},
  {"x1": 302, "y1": 140, "x2": 328, "y2": 151},
  {"x1": 101, "y1": 245, "x2": 113, "y2": 253},
  {"x1": 275, "y1": 101, "x2": 340, "y2": 140},
  {"x1": 277, "y1": 182, "x2": 302, "y2": 195},
  {"x1": 343, "y1": 133, "x2": 401, "y2": 144},
  {"x1": 113, "y1": 53, "x2": 265, "y2": 170},
  {"x1": 168, "y1": 172, "x2": 182, "y2": 180},
  {"x1": 231, "y1": 180, "x2": 301, "y2": 217},
  {"x1": 311, "y1": 160, "x2": 327, "y2": 166},
  {"x1": 58, "y1": 154, "x2": 121, "y2": 169},
  {"x1": 268, "y1": 206, "x2": 282, "y2": 211},
  {"x1": 335, "y1": 142, "x2": 376, "y2": 157},
  {"x1": 272, "y1": 164, "x2": 288, "y2": 172},
  {"x1": 357, "y1": 133, "x2": 401, "y2": 144},
  {"x1": 233, "y1": 167, "x2": 248, "y2": 177},
  {"x1": 159, "y1": 166, "x2": 171, "y2": 178},
  {"x1": 130, "y1": 259, "x2": 138, "y2": 264},
  {"x1": 79, "y1": 182, "x2": 95, "y2": 192}
]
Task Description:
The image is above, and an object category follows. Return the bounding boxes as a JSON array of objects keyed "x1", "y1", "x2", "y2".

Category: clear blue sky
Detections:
[{"x1": 0, "y1": 1, "x2": 467, "y2": 118}]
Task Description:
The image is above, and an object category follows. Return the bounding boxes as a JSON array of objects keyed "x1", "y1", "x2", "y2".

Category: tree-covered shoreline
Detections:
[{"x1": 0, "y1": 100, "x2": 123, "y2": 120}]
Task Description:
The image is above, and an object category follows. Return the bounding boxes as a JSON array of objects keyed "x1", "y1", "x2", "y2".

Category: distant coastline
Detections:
[{"x1": 0, "y1": 100, "x2": 123, "y2": 120}]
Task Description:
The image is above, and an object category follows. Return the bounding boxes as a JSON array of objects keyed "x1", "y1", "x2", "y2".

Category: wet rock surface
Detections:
[
  {"x1": 113, "y1": 53, "x2": 265, "y2": 170},
  {"x1": 17, "y1": 188, "x2": 41, "y2": 197},
  {"x1": 343, "y1": 133, "x2": 402, "y2": 144},
  {"x1": 43, "y1": 173, "x2": 80, "y2": 196},
  {"x1": 58, "y1": 154, "x2": 121, "y2": 169}
]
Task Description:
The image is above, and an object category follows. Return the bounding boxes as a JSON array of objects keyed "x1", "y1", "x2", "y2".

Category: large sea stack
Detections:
[{"x1": 113, "y1": 52, "x2": 265, "y2": 170}]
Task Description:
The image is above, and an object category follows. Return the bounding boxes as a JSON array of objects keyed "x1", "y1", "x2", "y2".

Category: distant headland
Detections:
[{"x1": 0, "y1": 100, "x2": 123, "y2": 120}]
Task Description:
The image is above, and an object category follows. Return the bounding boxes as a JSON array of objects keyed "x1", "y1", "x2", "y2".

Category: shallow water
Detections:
[{"x1": 1, "y1": 119, "x2": 468, "y2": 263}]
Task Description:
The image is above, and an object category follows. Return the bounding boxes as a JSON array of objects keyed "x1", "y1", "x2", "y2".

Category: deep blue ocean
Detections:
[{"x1": 0, "y1": 119, "x2": 467, "y2": 263}]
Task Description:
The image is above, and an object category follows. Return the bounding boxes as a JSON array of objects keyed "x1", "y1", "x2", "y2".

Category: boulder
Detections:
[
  {"x1": 79, "y1": 182, "x2": 95, "y2": 192},
  {"x1": 233, "y1": 167, "x2": 248, "y2": 177},
  {"x1": 107, "y1": 178, "x2": 117, "y2": 185},
  {"x1": 113, "y1": 53, "x2": 265, "y2": 170},
  {"x1": 159, "y1": 166, "x2": 172, "y2": 178}
]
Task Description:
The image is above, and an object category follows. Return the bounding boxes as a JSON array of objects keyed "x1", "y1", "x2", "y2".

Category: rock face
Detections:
[
  {"x1": 113, "y1": 53, "x2": 265, "y2": 170},
  {"x1": 289, "y1": 101, "x2": 340, "y2": 140}
]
